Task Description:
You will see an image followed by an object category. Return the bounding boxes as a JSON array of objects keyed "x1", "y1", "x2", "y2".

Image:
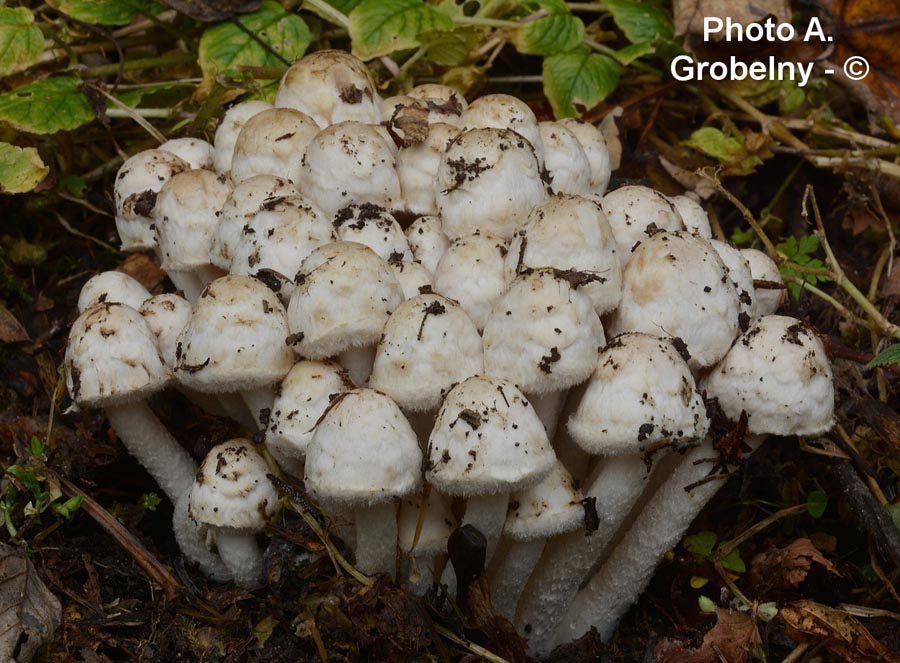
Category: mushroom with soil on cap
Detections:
[
  {"x1": 332, "y1": 203, "x2": 412, "y2": 262},
  {"x1": 708, "y1": 238, "x2": 756, "y2": 329},
  {"x1": 557, "y1": 118, "x2": 611, "y2": 196},
  {"x1": 552, "y1": 315, "x2": 833, "y2": 647},
  {"x1": 741, "y1": 248, "x2": 785, "y2": 317},
  {"x1": 405, "y1": 215, "x2": 450, "y2": 275},
  {"x1": 458, "y1": 93, "x2": 545, "y2": 165},
  {"x1": 389, "y1": 260, "x2": 434, "y2": 300},
  {"x1": 670, "y1": 194, "x2": 712, "y2": 239},
  {"x1": 77, "y1": 271, "x2": 150, "y2": 313},
  {"x1": 599, "y1": 185, "x2": 684, "y2": 267},
  {"x1": 426, "y1": 376, "x2": 556, "y2": 564},
  {"x1": 229, "y1": 108, "x2": 320, "y2": 185},
  {"x1": 159, "y1": 137, "x2": 214, "y2": 170},
  {"x1": 212, "y1": 100, "x2": 272, "y2": 178},
  {"x1": 396, "y1": 123, "x2": 460, "y2": 217},
  {"x1": 188, "y1": 439, "x2": 278, "y2": 588},
  {"x1": 538, "y1": 121, "x2": 592, "y2": 196},
  {"x1": 305, "y1": 388, "x2": 422, "y2": 576}
]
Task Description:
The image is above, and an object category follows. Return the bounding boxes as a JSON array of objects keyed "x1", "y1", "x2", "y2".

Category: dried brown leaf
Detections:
[
  {"x1": 116, "y1": 253, "x2": 166, "y2": 293},
  {"x1": 672, "y1": 0, "x2": 791, "y2": 37},
  {"x1": 0, "y1": 303, "x2": 28, "y2": 343},
  {"x1": 155, "y1": 0, "x2": 262, "y2": 22},
  {"x1": 654, "y1": 608, "x2": 761, "y2": 663},
  {"x1": 749, "y1": 537, "x2": 841, "y2": 588},
  {"x1": 0, "y1": 544, "x2": 62, "y2": 663}
]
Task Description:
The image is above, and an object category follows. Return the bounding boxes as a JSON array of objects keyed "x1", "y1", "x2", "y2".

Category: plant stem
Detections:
[
  {"x1": 303, "y1": 0, "x2": 349, "y2": 28},
  {"x1": 77, "y1": 52, "x2": 196, "y2": 77},
  {"x1": 106, "y1": 107, "x2": 176, "y2": 118},
  {"x1": 705, "y1": 172, "x2": 779, "y2": 258},
  {"x1": 453, "y1": 15, "x2": 520, "y2": 28},
  {"x1": 785, "y1": 277, "x2": 874, "y2": 331}
]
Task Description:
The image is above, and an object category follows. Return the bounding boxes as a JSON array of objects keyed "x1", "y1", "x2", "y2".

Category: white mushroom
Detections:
[
  {"x1": 405, "y1": 215, "x2": 450, "y2": 275},
  {"x1": 742, "y1": 248, "x2": 785, "y2": 317},
  {"x1": 538, "y1": 121, "x2": 592, "y2": 195},
  {"x1": 396, "y1": 123, "x2": 460, "y2": 216},
  {"x1": 389, "y1": 260, "x2": 434, "y2": 299},
  {"x1": 230, "y1": 108, "x2": 319, "y2": 185},
  {"x1": 77, "y1": 271, "x2": 150, "y2": 313},
  {"x1": 709, "y1": 238, "x2": 756, "y2": 328},
  {"x1": 558, "y1": 118, "x2": 611, "y2": 195},
  {"x1": 212, "y1": 100, "x2": 272, "y2": 177},
  {"x1": 159, "y1": 137, "x2": 215, "y2": 170},
  {"x1": 670, "y1": 194, "x2": 712, "y2": 239},
  {"x1": 599, "y1": 185, "x2": 684, "y2": 266},
  {"x1": 398, "y1": 489, "x2": 456, "y2": 595},
  {"x1": 459, "y1": 93, "x2": 544, "y2": 164},
  {"x1": 332, "y1": 203, "x2": 412, "y2": 262}
]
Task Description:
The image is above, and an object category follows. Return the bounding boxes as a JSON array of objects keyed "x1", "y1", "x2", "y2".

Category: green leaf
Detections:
[
  {"x1": 684, "y1": 127, "x2": 744, "y2": 162},
  {"x1": 0, "y1": 7, "x2": 44, "y2": 77},
  {"x1": 542, "y1": 47, "x2": 619, "y2": 118},
  {"x1": 698, "y1": 595, "x2": 717, "y2": 613},
  {"x1": 603, "y1": 0, "x2": 673, "y2": 44},
  {"x1": 719, "y1": 548, "x2": 746, "y2": 573},
  {"x1": 514, "y1": 13, "x2": 584, "y2": 56},
  {"x1": 684, "y1": 530, "x2": 717, "y2": 559},
  {"x1": 323, "y1": 0, "x2": 363, "y2": 15},
  {"x1": 27, "y1": 436, "x2": 45, "y2": 459},
  {"x1": 141, "y1": 492, "x2": 162, "y2": 512},
  {"x1": 690, "y1": 575, "x2": 709, "y2": 589},
  {"x1": 52, "y1": 495, "x2": 84, "y2": 520},
  {"x1": 0, "y1": 77, "x2": 94, "y2": 135},
  {"x1": 199, "y1": 1, "x2": 311, "y2": 85},
  {"x1": 777, "y1": 234, "x2": 831, "y2": 299},
  {"x1": 0, "y1": 143, "x2": 49, "y2": 194},
  {"x1": 807, "y1": 489, "x2": 828, "y2": 518},
  {"x1": 615, "y1": 41, "x2": 655, "y2": 65},
  {"x1": 758, "y1": 602, "x2": 779, "y2": 622},
  {"x1": 421, "y1": 28, "x2": 481, "y2": 66},
  {"x1": 50, "y1": 0, "x2": 151, "y2": 26},
  {"x1": 348, "y1": 0, "x2": 454, "y2": 60},
  {"x1": 866, "y1": 344, "x2": 900, "y2": 369},
  {"x1": 888, "y1": 502, "x2": 900, "y2": 531}
]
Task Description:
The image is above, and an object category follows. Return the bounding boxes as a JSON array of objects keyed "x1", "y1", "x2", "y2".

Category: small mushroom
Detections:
[
  {"x1": 159, "y1": 137, "x2": 215, "y2": 170},
  {"x1": 212, "y1": 100, "x2": 272, "y2": 177},
  {"x1": 599, "y1": 185, "x2": 684, "y2": 267},
  {"x1": 230, "y1": 108, "x2": 319, "y2": 185},
  {"x1": 742, "y1": 248, "x2": 785, "y2": 317},
  {"x1": 77, "y1": 271, "x2": 150, "y2": 313},
  {"x1": 558, "y1": 118, "x2": 611, "y2": 195},
  {"x1": 538, "y1": 121, "x2": 592, "y2": 195},
  {"x1": 670, "y1": 194, "x2": 712, "y2": 239},
  {"x1": 405, "y1": 215, "x2": 450, "y2": 275}
]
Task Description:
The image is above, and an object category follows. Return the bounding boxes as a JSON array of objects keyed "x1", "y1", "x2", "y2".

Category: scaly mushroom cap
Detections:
[
  {"x1": 159, "y1": 137, "x2": 214, "y2": 170},
  {"x1": 567, "y1": 333, "x2": 709, "y2": 455},
  {"x1": 505, "y1": 462, "x2": 584, "y2": 540},
  {"x1": 230, "y1": 194, "x2": 335, "y2": 279},
  {"x1": 275, "y1": 49, "x2": 382, "y2": 127},
  {"x1": 459, "y1": 94, "x2": 544, "y2": 164},
  {"x1": 212, "y1": 100, "x2": 272, "y2": 176},
  {"x1": 433, "y1": 230, "x2": 509, "y2": 330},
  {"x1": 230, "y1": 108, "x2": 320, "y2": 185},
  {"x1": 175, "y1": 275, "x2": 293, "y2": 392},
  {"x1": 139, "y1": 293, "x2": 192, "y2": 367},
  {"x1": 298, "y1": 122, "x2": 401, "y2": 220},
  {"x1": 212, "y1": 175, "x2": 298, "y2": 270},
  {"x1": 114, "y1": 149, "x2": 189, "y2": 251},
  {"x1": 670, "y1": 194, "x2": 712, "y2": 239},
  {"x1": 483, "y1": 270, "x2": 605, "y2": 395},
  {"x1": 702, "y1": 315, "x2": 834, "y2": 436},
  {"x1": 333, "y1": 203, "x2": 412, "y2": 262},
  {"x1": 398, "y1": 490, "x2": 455, "y2": 555},
  {"x1": 426, "y1": 376, "x2": 555, "y2": 496},
  {"x1": 370, "y1": 293, "x2": 484, "y2": 412},
  {"x1": 539, "y1": 122, "x2": 591, "y2": 196},
  {"x1": 407, "y1": 83, "x2": 468, "y2": 123},
  {"x1": 389, "y1": 260, "x2": 434, "y2": 300},
  {"x1": 266, "y1": 360, "x2": 353, "y2": 469},
  {"x1": 600, "y1": 185, "x2": 684, "y2": 266},
  {"x1": 505, "y1": 194, "x2": 622, "y2": 316},
  {"x1": 609, "y1": 231, "x2": 740, "y2": 369},
  {"x1": 436, "y1": 127, "x2": 546, "y2": 240},
  {"x1": 188, "y1": 439, "x2": 277, "y2": 531},
  {"x1": 741, "y1": 248, "x2": 785, "y2": 317},
  {"x1": 287, "y1": 242, "x2": 403, "y2": 359},
  {"x1": 305, "y1": 389, "x2": 422, "y2": 507},
  {"x1": 558, "y1": 118, "x2": 611, "y2": 195},
  {"x1": 65, "y1": 303, "x2": 172, "y2": 408},
  {"x1": 397, "y1": 122, "x2": 460, "y2": 216},
  {"x1": 406, "y1": 215, "x2": 450, "y2": 275},
  {"x1": 77, "y1": 271, "x2": 150, "y2": 313},
  {"x1": 709, "y1": 239, "x2": 756, "y2": 328},
  {"x1": 153, "y1": 169, "x2": 231, "y2": 272}
]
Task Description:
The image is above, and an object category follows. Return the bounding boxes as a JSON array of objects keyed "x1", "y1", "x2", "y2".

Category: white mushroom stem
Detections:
[
  {"x1": 172, "y1": 492, "x2": 232, "y2": 582},
  {"x1": 526, "y1": 390, "x2": 565, "y2": 440},
  {"x1": 487, "y1": 537, "x2": 544, "y2": 620},
  {"x1": 552, "y1": 435, "x2": 765, "y2": 647},
  {"x1": 215, "y1": 528, "x2": 266, "y2": 589},
  {"x1": 515, "y1": 452, "x2": 667, "y2": 655},
  {"x1": 241, "y1": 386, "x2": 277, "y2": 430},
  {"x1": 402, "y1": 552, "x2": 438, "y2": 596},
  {"x1": 167, "y1": 269, "x2": 205, "y2": 304},
  {"x1": 339, "y1": 345, "x2": 376, "y2": 387},
  {"x1": 215, "y1": 392, "x2": 258, "y2": 430},
  {"x1": 104, "y1": 402, "x2": 197, "y2": 501},
  {"x1": 354, "y1": 502, "x2": 398, "y2": 578},
  {"x1": 462, "y1": 493, "x2": 508, "y2": 564}
]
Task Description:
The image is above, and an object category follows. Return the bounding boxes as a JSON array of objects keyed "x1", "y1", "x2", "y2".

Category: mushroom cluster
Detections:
[{"x1": 65, "y1": 49, "x2": 834, "y2": 654}]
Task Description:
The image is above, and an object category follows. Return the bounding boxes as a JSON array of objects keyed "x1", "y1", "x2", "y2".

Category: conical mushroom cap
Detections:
[{"x1": 505, "y1": 462, "x2": 584, "y2": 540}]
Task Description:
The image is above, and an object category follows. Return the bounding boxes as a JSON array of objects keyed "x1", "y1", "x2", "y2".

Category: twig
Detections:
[
  {"x1": 779, "y1": 643, "x2": 809, "y2": 663},
  {"x1": 53, "y1": 211, "x2": 119, "y2": 253},
  {"x1": 704, "y1": 171, "x2": 779, "y2": 258},
  {"x1": 433, "y1": 624, "x2": 512, "y2": 663},
  {"x1": 87, "y1": 83, "x2": 167, "y2": 143},
  {"x1": 714, "y1": 504, "x2": 808, "y2": 561},
  {"x1": 783, "y1": 277, "x2": 875, "y2": 331}
]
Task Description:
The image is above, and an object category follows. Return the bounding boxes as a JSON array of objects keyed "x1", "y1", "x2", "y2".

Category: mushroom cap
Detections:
[
  {"x1": 175, "y1": 275, "x2": 293, "y2": 392},
  {"x1": 275, "y1": 49, "x2": 383, "y2": 127},
  {"x1": 505, "y1": 194, "x2": 622, "y2": 316},
  {"x1": 188, "y1": 439, "x2": 277, "y2": 531},
  {"x1": 397, "y1": 122, "x2": 460, "y2": 216},
  {"x1": 398, "y1": 490, "x2": 455, "y2": 555},
  {"x1": 230, "y1": 108, "x2": 320, "y2": 185},
  {"x1": 370, "y1": 293, "x2": 484, "y2": 412},
  {"x1": 558, "y1": 118, "x2": 611, "y2": 195},
  {"x1": 670, "y1": 194, "x2": 712, "y2": 239},
  {"x1": 433, "y1": 230, "x2": 509, "y2": 331},
  {"x1": 212, "y1": 100, "x2": 272, "y2": 176},
  {"x1": 266, "y1": 360, "x2": 353, "y2": 470},
  {"x1": 709, "y1": 239, "x2": 756, "y2": 327},
  {"x1": 139, "y1": 293, "x2": 192, "y2": 367},
  {"x1": 389, "y1": 260, "x2": 434, "y2": 300},
  {"x1": 287, "y1": 242, "x2": 403, "y2": 359},
  {"x1": 114, "y1": 149, "x2": 190, "y2": 251},
  {"x1": 65, "y1": 303, "x2": 171, "y2": 408},
  {"x1": 333, "y1": 203, "x2": 412, "y2": 262},
  {"x1": 407, "y1": 83, "x2": 468, "y2": 122},
  {"x1": 609, "y1": 231, "x2": 741, "y2": 369},
  {"x1": 153, "y1": 169, "x2": 231, "y2": 272},
  {"x1": 702, "y1": 315, "x2": 834, "y2": 436},
  {"x1": 298, "y1": 121, "x2": 401, "y2": 220},
  {"x1": 567, "y1": 333, "x2": 709, "y2": 455},
  {"x1": 483, "y1": 270, "x2": 606, "y2": 395},
  {"x1": 426, "y1": 376, "x2": 555, "y2": 496},
  {"x1": 600, "y1": 185, "x2": 684, "y2": 266},
  {"x1": 436, "y1": 127, "x2": 546, "y2": 240},
  {"x1": 405, "y1": 215, "x2": 450, "y2": 275},
  {"x1": 211, "y1": 174, "x2": 298, "y2": 270},
  {"x1": 230, "y1": 194, "x2": 335, "y2": 279},
  {"x1": 77, "y1": 271, "x2": 151, "y2": 313},
  {"x1": 159, "y1": 137, "x2": 214, "y2": 170},
  {"x1": 305, "y1": 388, "x2": 422, "y2": 506},
  {"x1": 741, "y1": 248, "x2": 784, "y2": 317},
  {"x1": 505, "y1": 462, "x2": 584, "y2": 540},
  {"x1": 539, "y1": 121, "x2": 591, "y2": 196},
  {"x1": 459, "y1": 94, "x2": 544, "y2": 164}
]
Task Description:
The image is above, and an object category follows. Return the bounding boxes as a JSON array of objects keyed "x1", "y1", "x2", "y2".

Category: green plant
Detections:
[{"x1": 776, "y1": 234, "x2": 831, "y2": 299}]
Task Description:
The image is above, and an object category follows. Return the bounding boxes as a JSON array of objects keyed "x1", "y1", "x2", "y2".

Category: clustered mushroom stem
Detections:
[
  {"x1": 462, "y1": 493, "x2": 508, "y2": 565},
  {"x1": 551, "y1": 435, "x2": 767, "y2": 648},
  {"x1": 487, "y1": 537, "x2": 544, "y2": 620},
  {"x1": 172, "y1": 491, "x2": 232, "y2": 581},
  {"x1": 215, "y1": 392, "x2": 258, "y2": 430},
  {"x1": 215, "y1": 528, "x2": 267, "y2": 589},
  {"x1": 354, "y1": 502, "x2": 399, "y2": 578},
  {"x1": 195, "y1": 264, "x2": 224, "y2": 291},
  {"x1": 526, "y1": 390, "x2": 566, "y2": 440},
  {"x1": 339, "y1": 345, "x2": 376, "y2": 387},
  {"x1": 104, "y1": 401, "x2": 197, "y2": 501},
  {"x1": 167, "y1": 269, "x2": 204, "y2": 304},
  {"x1": 241, "y1": 386, "x2": 277, "y2": 430}
]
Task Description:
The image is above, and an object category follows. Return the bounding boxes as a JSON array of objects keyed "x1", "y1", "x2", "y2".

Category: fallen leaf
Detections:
[
  {"x1": 155, "y1": 0, "x2": 262, "y2": 22},
  {"x1": 672, "y1": 0, "x2": 791, "y2": 37},
  {"x1": 0, "y1": 543, "x2": 62, "y2": 663},
  {"x1": 654, "y1": 608, "x2": 762, "y2": 663},
  {"x1": 116, "y1": 253, "x2": 166, "y2": 293},
  {"x1": 750, "y1": 537, "x2": 841, "y2": 588},
  {"x1": 780, "y1": 600, "x2": 900, "y2": 663},
  {"x1": 0, "y1": 303, "x2": 28, "y2": 343}
]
